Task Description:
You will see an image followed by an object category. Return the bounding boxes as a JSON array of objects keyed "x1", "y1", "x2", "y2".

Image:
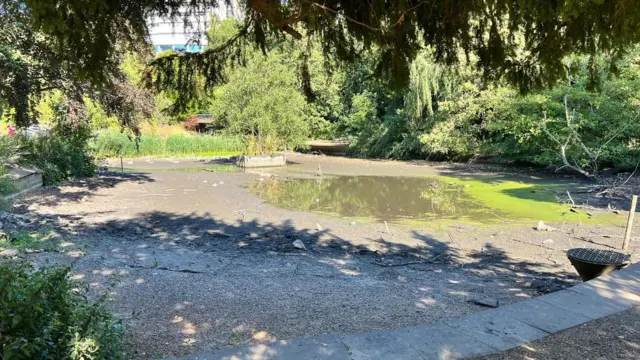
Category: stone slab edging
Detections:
[{"x1": 167, "y1": 263, "x2": 640, "y2": 360}]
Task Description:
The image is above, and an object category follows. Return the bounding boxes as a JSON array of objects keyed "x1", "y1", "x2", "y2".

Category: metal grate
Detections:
[{"x1": 567, "y1": 248, "x2": 630, "y2": 266}]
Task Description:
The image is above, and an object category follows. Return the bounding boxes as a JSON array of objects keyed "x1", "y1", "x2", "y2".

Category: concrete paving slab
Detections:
[
  {"x1": 568, "y1": 263, "x2": 640, "y2": 307},
  {"x1": 341, "y1": 328, "x2": 425, "y2": 360},
  {"x1": 500, "y1": 298, "x2": 592, "y2": 333},
  {"x1": 443, "y1": 308, "x2": 548, "y2": 351},
  {"x1": 394, "y1": 323, "x2": 497, "y2": 359},
  {"x1": 170, "y1": 335, "x2": 350, "y2": 360},
  {"x1": 536, "y1": 289, "x2": 629, "y2": 320}
]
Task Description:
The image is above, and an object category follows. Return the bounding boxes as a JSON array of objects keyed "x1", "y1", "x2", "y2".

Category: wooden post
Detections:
[
  {"x1": 120, "y1": 156, "x2": 124, "y2": 173},
  {"x1": 622, "y1": 195, "x2": 638, "y2": 251}
]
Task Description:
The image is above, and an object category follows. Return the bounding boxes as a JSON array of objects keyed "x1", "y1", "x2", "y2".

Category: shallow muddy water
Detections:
[{"x1": 251, "y1": 175, "x2": 619, "y2": 226}]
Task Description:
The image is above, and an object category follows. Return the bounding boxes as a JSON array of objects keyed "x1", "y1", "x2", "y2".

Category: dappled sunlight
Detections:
[
  {"x1": 251, "y1": 331, "x2": 276, "y2": 343},
  {"x1": 415, "y1": 298, "x2": 437, "y2": 309}
]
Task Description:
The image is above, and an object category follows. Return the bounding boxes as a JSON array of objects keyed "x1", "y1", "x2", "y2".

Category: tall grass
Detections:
[{"x1": 92, "y1": 130, "x2": 246, "y2": 158}]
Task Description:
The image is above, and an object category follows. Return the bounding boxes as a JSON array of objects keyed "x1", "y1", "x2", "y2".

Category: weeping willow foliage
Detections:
[{"x1": 404, "y1": 51, "x2": 459, "y2": 121}]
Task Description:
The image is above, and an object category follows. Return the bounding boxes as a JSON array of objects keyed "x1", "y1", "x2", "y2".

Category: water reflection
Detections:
[{"x1": 251, "y1": 176, "x2": 496, "y2": 223}]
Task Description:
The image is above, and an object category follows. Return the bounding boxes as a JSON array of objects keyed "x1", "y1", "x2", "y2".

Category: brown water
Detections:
[
  {"x1": 250, "y1": 175, "x2": 619, "y2": 225},
  {"x1": 252, "y1": 176, "x2": 503, "y2": 223}
]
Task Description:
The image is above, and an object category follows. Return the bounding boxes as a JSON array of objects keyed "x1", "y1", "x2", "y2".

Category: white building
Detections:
[{"x1": 148, "y1": 3, "x2": 238, "y2": 53}]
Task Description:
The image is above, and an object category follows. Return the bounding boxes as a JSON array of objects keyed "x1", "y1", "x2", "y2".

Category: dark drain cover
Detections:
[{"x1": 567, "y1": 248, "x2": 630, "y2": 266}]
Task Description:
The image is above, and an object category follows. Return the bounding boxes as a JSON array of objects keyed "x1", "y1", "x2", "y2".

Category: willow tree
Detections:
[{"x1": 13, "y1": 0, "x2": 640, "y2": 112}]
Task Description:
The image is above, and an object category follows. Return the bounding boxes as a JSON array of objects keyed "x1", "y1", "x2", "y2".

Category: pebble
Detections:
[
  {"x1": 350, "y1": 221, "x2": 357, "y2": 226},
  {"x1": 535, "y1": 221, "x2": 557, "y2": 231},
  {"x1": 219, "y1": 181, "x2": 224, "y2": 185},
  {"x1": 543, "y1": 239, "x2": 555, "y2": 245},
  {"x1": 470, "y1": 297, "x2": 499, "y2": 308},
  {"x1": 293, "y1": 239, "x2": 307, "y2": 250},
  {"x1": 212, "y1": 183, "x2": 217, "y2": 187}
]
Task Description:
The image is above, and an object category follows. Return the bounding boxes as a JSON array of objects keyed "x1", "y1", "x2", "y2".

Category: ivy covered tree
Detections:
[{"x1": 13, "y1": 0, "x2": 640, "y2": 112}]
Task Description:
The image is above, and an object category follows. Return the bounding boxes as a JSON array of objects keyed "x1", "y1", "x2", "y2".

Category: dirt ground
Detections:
[{"x1": 10, "y1": 154, "x2": 640, "y2": 359}]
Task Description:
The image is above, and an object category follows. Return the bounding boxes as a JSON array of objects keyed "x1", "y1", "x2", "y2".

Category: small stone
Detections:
[
  {"x1": 203, "y1": 180, "x2": 208, "y2": 183},
  {"x1": 258, "y1": 178, "x2": 264, "y2": 181},
  {"x1": 315, "y1": 198, "x2": 320, "y2": 203},
  {"x1": 219, "y1": 181, "x2": 224, "y2": 185},
  {"x1": 535, "y1": 221, "x2": 556, "y2": 231},
  {"x1": 470, "y1": 297, "x2": 499, "y2": 308},
  {"x1": 316, "y1": 223, "x2": 323, "y2": 231},
  {"x1": 350, "y1": 221, "x2": 357, "y2": 226},
  {"x1": 543, "y1": 239, "x2": 554, "y2": 245},
  {"x1": 212, "y1": 183, "x2": 218, "y2": 187},
  {"x1": 293, "y1": 239, "x2": 306, "y2": 250}
]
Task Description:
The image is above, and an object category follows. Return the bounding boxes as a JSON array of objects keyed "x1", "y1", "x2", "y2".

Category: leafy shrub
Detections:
[
  {"x1": 0, "y1": 261, "x2": 127, "y2": 359},
  {"x1": 19, "y1": 122, "x2": 96, "y2": 185}
]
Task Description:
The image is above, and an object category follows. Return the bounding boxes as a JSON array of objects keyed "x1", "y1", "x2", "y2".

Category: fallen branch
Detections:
[
  {"x1": 127, "y1": 264, "x2": 205, "y2": 274},
  {"x1": 371, "y1": 253, "x2": 444, "y2": 267}
]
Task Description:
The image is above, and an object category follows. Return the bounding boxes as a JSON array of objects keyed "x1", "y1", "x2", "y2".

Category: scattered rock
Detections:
[
  {"x1": 247, "y1": 232, "x2": 260, "y2": 239},
  {"x1": 531, "y1": 279, "x2": 566, "y2": 293},
  {"x1": 316, "y1": 223, "x2": 323, "y2": 231},
  {"x1": 543, "y1": 239, "x2": 555, "y2": 245},
  {"x1": 536, "y1": 221, "x2": 557, "y2": 232},
  {"x1": 203, "y1": 180, "x2": 208, "y2": 183},
  {"x1": 470, "y1": 297, "x2": 499, "y2": 308},
  {"x1": 219, "y1": 181, "x2": 224, "y2": 185},
  {"x1": 0, "y1": 249, "x2": 19, "y2": 257},
  {"x1": 212, "y1": 183, "x2": 218, "y2": 187},
  {"x1": 350, "y1": 221, "x2": 357, "y2": 226},
  {"x1": 292, "y1": 239, "x2": 307, "y2": 250},
  {"x1": 207, "y1": 230, "x2": 231, "y2": 237}
]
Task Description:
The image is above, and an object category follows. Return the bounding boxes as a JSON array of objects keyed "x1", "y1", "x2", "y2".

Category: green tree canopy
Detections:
[{"x1": 13, "y1": 0, "x2": 640, "y2": 110}]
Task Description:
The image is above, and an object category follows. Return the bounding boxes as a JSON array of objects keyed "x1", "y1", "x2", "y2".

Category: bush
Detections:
[
  {"x1": 0, "y1": 261, "x2": 127, "y2": 359},
  {"x1": 19, "y1": 122, "x2": 96, "y2": 185},
  {"x1": 91, "y1": 130, "x2": 246, "y2": 158}
]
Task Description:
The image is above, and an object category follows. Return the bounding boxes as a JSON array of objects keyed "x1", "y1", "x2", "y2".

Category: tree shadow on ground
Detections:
[
  {"x1": 13, "y1": 172, "x2": 155, "y2": 209},
  {"x1": 66, "y1": 209, "x2": 579, "y2": 288}
]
